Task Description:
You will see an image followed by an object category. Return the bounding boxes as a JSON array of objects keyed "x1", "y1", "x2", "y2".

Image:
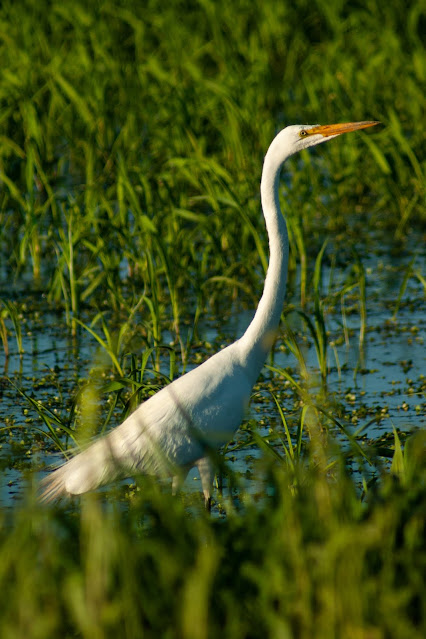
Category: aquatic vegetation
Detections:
[{"x1": 0, "y1": 433, "x2": 425, "y2": 639}]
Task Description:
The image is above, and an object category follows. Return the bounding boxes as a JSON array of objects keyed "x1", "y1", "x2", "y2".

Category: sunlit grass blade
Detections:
[
  {"x1": 315, "y1": 405, "x2": 373, "y2": 466},
  {"x1": 265, "y1": 363, "x2": 304, "y2": 396},
  {"x1": 270, "y1": 391, "x2": 295, "y2": 464},
  {"x1": 392, "y1": 255, "x2": 425, "y2": 319},
  {"x1": 74, "y1": 316, "x2": 124, "y2": 377},
  {"x1": 390, "y1": 426, "x2": 405, "y2": 481}
]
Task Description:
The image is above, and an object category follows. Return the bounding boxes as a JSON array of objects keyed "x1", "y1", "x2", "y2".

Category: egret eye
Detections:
[{"x1": 299, "y1": 129, "x2": 309, "y2": 137}]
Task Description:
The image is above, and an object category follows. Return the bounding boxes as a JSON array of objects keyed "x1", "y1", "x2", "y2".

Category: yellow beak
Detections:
[{"x1": 309, "y1": 121, "x2": 380, "y2": 137}]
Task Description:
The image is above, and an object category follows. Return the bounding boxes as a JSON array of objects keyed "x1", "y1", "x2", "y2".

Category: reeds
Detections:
[{"x1": 0, "y1": 429, "x2": 424, "y2": 639}]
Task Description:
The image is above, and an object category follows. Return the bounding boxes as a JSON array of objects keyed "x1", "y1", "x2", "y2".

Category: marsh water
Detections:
[{"x1": 1, "y1": 236, "x2": 424, "y2": 508}]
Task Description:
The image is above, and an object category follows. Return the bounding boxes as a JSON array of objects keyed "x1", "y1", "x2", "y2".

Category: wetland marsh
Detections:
[{"x1": 0, "y1": 1, "x2": 425, "y2": 637}]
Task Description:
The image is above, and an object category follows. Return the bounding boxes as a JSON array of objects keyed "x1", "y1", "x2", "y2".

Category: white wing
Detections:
[{"x1": 41, "y1": 341, "x2": 251, "y2": 500}]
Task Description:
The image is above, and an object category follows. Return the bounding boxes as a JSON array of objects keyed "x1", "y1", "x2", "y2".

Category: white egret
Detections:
[{"x1": 41, "y1": 121, "x2": 379, "y2": 508}]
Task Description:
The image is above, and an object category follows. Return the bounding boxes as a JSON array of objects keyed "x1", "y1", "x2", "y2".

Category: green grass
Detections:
[
  {"x1": 1, "y1": 430, "x2": 425, "y2": 639},
  {"x1": 0, "y1": 0, "x2": 425, "y2": 636},
  {"x1": 1, "y1": 0, "x2": 424, "y2": 330}
]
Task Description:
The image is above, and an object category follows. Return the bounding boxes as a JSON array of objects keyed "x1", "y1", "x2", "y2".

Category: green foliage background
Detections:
[{"x1": 0, "y1": 0, "x2": 424, "y2": 320}]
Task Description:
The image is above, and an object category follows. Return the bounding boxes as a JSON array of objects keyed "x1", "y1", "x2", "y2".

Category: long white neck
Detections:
[{"x1": 238, "y1": 146, "x2": 289, "y2": 382}]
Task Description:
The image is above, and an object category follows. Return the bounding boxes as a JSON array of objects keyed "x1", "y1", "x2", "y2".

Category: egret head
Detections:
[{"x1": 268, "y1": 121, "x2": 379, "y2": 165}]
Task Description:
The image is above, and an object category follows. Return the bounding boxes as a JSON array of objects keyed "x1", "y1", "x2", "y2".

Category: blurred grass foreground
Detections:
[
  {"x1": 1, "y1": 430, "x2": 425, "y2": 638},
  {"x1": 0, "y1": 0, "x2": 425, "y2": 637}
]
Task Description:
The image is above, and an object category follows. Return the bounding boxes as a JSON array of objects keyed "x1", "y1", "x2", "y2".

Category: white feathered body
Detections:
[{"x1": 41, "y1": 340, "x2": 253, "y2": 500}]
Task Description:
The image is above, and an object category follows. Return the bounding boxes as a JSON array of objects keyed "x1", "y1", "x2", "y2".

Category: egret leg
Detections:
[
  {"x1": 172, "y1": 467, "x2": 190, "y2": 495},
  {"x1": 196, "y1": 457, "x2": 213, "y2": 511},
  {"x1": 171, "y1": 475, "x2": 180, "y2": 495}
]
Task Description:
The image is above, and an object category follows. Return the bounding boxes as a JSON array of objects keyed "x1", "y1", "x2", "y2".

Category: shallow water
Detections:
[{"x1": 1, "y1": 239, "x2": 425, "y2": 508}]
